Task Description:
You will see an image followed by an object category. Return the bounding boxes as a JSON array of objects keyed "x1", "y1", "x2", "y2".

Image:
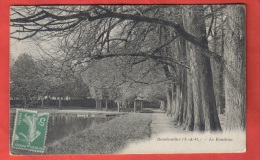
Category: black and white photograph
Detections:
[{"x1": 10, "y1": 5, "x2": 246, "y2": 154}]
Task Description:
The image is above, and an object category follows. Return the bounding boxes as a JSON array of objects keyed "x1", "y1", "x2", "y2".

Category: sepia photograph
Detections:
[{"x1": 9, "y1": 5, "x2": 246, "y2": 154}]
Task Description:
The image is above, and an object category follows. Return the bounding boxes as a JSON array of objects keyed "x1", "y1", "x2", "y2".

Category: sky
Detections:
[
  {"x1": 10, "y1": 35, "x2": 60, "y2": 64},
  {"x1": 10, "y1": 39, "x2": 37, "y2": 60},
  {"x1": 10, "y1": 23, "x2": 57, "y2": 62}
]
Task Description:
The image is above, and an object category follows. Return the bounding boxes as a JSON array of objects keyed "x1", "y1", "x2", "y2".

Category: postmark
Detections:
[{"x1": 12, "y1": 109, "x2": 49, "y2": 153}]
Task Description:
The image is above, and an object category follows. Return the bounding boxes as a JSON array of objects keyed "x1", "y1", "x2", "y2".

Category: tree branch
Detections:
[
  {"x1": 88, "y1": 52, "x2": 189, "y2": 69},
  {"x1": 11, "y1": 6, "x2": 223, "y2": 62}
]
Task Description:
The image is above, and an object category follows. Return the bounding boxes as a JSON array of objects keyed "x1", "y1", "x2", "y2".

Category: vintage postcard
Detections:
[{"x1": 10, "y1": 4, "x2": 246, "y2": 154}]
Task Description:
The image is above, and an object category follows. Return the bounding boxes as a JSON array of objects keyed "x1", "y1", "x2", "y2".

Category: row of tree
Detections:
[
  {"x1": 10, "y1": 53, "x2": 90, "y2": 108},
  {"x1": 10, "y1": 5, "x2": 245, "y2": 132}
]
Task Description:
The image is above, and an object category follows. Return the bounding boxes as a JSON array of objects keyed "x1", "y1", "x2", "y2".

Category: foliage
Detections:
[
  {"x1": 10, "y1": 53, "x2": 90, "y2": 108},
  {"x1": 10, "y1": 53, "x2": 45, "y2": 104}
]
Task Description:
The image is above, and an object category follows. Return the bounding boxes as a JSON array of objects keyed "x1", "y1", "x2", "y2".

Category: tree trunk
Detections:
[
  {"x1": 159, "y1": 100, "x2": 166, "y2": 111},
  {"x1": 173, "y1": 83, "x2": 181, "y2": 124},
  {"x1": 24, "y1": 97, "x2": 27, "y2": 108},
  {"x1": 167, "y1": 7, "x2": 188, "y2": 126},
  {"x1": 69, "y1": 97, "x2": 72, "y2": 108},
  {"x1": 96, "y1": 99, "x2": 102, "y2": 110},
  {"x1": 183, "y1": 6, "x2": 222, "y2": 132},
  {"x1": 173, "y1": 55, "x2": 187, "y2": 126},
  {"x1": 210, "y1": 11, "x2": 225, "y2": 115},
  {"x1": 105, "y1": 99, "x2": 108, "y2": 111},
  {"x1": 180, "y1": 68, "x2": 188, "y2": 126},
  {"x1": 183, "y1": 74, "x2": 194, "y2": 131},
  {"x1": 126, "y1": 99, "x2": 129, "y2": 108},
  {"x1": 117, "y1": 101, "x2": 120, "y2": 112},
  {"x1": 41, "y1": 97, "x2": 44, "y2": 108},
  {"x1": 218, "y1": 12, "x2": 226, "y2": 114},
  {"x1": 161, "y1": 26, "x2": 174, "y2": 117},
  {"x1": 166, "y1": 88, "x2": 172, "y2": 116},
  {"x1": 58, "y1": 97, "x2": 62, "y2": 110},
  {"x1": 211, "y1": 12, "x2": 220, "y2": 114},
  {"x1": 224, "y1": 5, "x2": 246, "y2": 131},
  {"x1": 134, "y1": 100, "x2": 136, "y2": 113}
]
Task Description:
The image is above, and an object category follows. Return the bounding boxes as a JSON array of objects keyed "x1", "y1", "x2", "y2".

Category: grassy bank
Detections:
[{"x1": 46, "y1": 113, "x2": 152, "y2": 154}]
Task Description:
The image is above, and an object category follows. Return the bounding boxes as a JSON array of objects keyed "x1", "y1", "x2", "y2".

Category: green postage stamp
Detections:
[{"x1": 12, "y1": 109, "x2": 49, "y2": 153}]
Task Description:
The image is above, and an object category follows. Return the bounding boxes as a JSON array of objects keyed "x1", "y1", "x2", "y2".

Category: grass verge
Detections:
[{"x1": 46, "y1": 113, "x2": 152, "y2": 154}]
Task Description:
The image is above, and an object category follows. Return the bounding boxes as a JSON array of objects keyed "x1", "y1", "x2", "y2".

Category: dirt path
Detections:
[
  {"x1": 119, "y1": 111, "x2": 245, "y2": 154},
  {"x1": 118, "y1": 112, "x2": 183, "y2": 153},
  {"x1": 150, "y1": 112, "x2": 183, "y2": 137}
]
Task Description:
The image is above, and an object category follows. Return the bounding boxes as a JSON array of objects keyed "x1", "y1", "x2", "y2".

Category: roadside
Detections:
[
  {"x1": 45, "y1": 113, "x2": 152, "y2": 154},
  {"x1": 118, "y1": 112, "x2": 183, "y2": 153},
  {"x1": 150, "y1": 113, "x2": 183, "y2": 137},
  {"x1": 118, "y1": 111, "x2": 243, "y2": 154}
]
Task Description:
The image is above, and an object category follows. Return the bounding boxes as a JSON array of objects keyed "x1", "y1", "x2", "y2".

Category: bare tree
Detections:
[
  {"x1": 224, "y1": 5, "x2": 246, "y2": 131},
  {"x1": 10, "y1": 5, "x2": 245, "y2": 132}
]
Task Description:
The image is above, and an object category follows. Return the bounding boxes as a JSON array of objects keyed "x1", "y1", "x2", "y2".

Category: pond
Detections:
[{"x1": 9, "y1": 111, "x2": 121, "y2": 154}]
